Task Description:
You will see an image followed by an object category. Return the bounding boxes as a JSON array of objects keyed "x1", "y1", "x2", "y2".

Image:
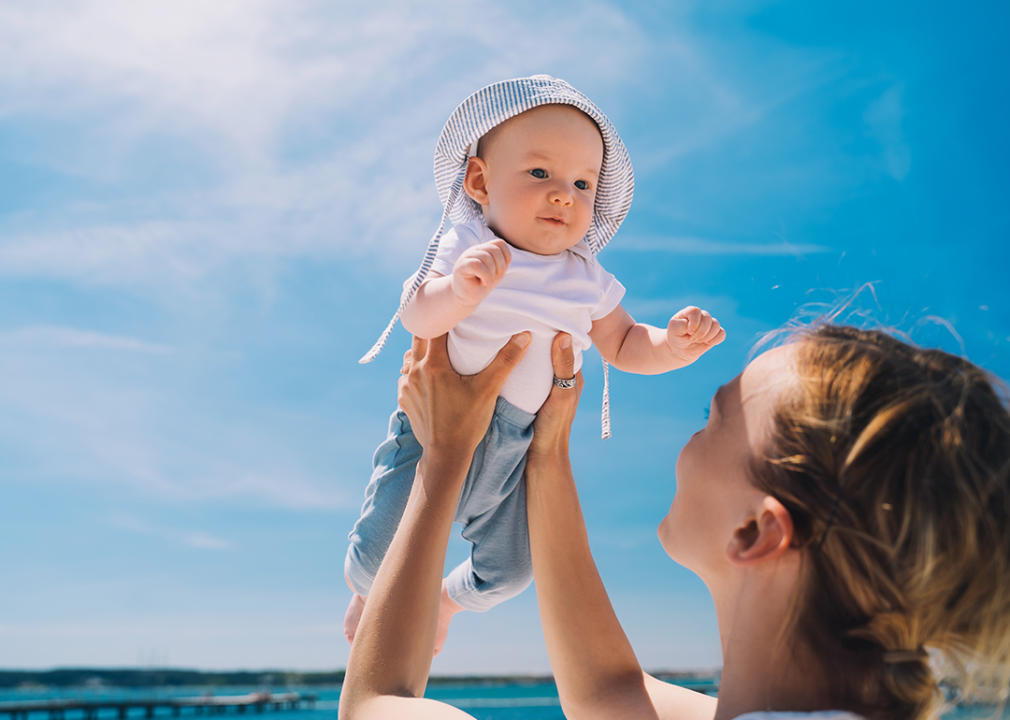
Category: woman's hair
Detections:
[{"x1": 750, "y1": 324, "x2": 1010, "y2": 720}]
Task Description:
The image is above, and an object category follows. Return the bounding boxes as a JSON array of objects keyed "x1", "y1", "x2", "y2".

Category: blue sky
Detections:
[{"x1": 2, "y1": 1, "x2": 1008, "y2": 674}]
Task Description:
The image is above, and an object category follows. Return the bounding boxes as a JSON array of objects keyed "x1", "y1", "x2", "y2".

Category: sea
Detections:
[{"x1": 2, "y1": 681, "x2": 1007, "y2": 720}]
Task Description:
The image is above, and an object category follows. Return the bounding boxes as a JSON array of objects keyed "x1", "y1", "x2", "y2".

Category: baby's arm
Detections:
[
  {"x1": 589, "y1": 305, "x2": 726, "y2": 375},
  {"x1": 400, "y1": 239, "x2": 512, "y2": 339}
]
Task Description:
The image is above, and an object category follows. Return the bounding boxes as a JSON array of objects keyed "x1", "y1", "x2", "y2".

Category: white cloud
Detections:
[
  {"x1": 615, "y1": 235, "x2": 831, "y2": 256},
  {"x1": 0, "y1": 0, "x2": 649, "y2": 289},
  {"x1": 0, "y1": 343, "x2": 349, "y2": 510},
  {"x1": 0, "y1": 0, "x2": 642, "y2": 153},
  {"x1": 0, "y1": 219, "x2": 269, "y2": 291},
  {"x1": 631, "y1": 26, "x2": 845, "y2": 173},
  {"x1": 0, "y1": 326, "x2": 173, "y2": 354},
  {"x1": 0, "y1": 0, "x2": 374, "y2": 163},
  {"x1": 105, "y1": 513, "x2": 235, "y2": 551},
  {"x1": 864, "y1": 83, "x2": 911, "y2": 181}
]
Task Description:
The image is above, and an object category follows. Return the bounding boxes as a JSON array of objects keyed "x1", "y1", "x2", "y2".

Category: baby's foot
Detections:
[
  {"x1": 344, "y1": 592, "x2": 367, "y2": 645},
  {"x1": 434, "y1": 579, "x2": 465, "y2": 657}
]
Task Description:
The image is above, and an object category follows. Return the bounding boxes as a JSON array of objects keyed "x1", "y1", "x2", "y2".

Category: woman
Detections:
[{"x1": 338, "y1": 326, "x2": 1010, "y2": 720}]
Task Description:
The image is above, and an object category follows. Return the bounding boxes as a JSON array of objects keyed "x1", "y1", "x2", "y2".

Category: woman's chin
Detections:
[{"x1": 658, "y1": 514, "x2": 702, "y2": 573}]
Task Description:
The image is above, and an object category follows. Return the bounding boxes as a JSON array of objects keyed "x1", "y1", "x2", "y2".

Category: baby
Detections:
[{"x1": 346, "y1": 76, "x2": 725, "y2": 654}]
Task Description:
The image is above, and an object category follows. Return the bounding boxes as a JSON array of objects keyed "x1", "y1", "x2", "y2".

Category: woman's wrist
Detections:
[
  {"x1": 526, "y1": 443, "x2": 572, "y2": 483},
  {"x1": 415, "y1": 447, "x2": 473, "y2": 495},
  {"x1": 423, "y1": 425, "x2": 487, "y2": 464}
]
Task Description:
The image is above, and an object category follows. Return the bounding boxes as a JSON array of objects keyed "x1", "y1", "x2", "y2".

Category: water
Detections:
[
  {"x1": 0, "y1": 684, "x2": 563, "y2": 720},
  {"x1": 423, "y1": 681, "x2": 565, "y2": 720},
  {"x1": 1, "y1": 682, "x2": 1006, "y2": 720}
]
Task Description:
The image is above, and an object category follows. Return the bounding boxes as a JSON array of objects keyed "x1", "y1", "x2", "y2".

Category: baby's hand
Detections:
[
  {"x1": 452, "y1": 239, "x2": 512, "y2": 307},
  {"x1": 666, "y1": 306, "x2": 726, "y2": 365}
]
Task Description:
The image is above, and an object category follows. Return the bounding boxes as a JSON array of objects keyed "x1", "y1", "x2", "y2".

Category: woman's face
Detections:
[{"x1": 658, "y1": 345, "x2": 796, "y2": 580}]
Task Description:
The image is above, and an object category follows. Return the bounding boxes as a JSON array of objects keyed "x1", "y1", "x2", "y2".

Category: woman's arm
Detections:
[
  {"x1": 338, "y1": 332, "x2": 530, "y2": 720},
  {"x1": 525, "y1": 334, "x2": 717, "y2": 720}
]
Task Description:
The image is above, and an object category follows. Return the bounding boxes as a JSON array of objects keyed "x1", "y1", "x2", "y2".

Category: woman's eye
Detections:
[
  {"x1": 529, "y1": 168, "x2": 547, "y2": 179},
  {"x1": 703, "y1": 406, "x2": 710, "y2": 420},
  {"x1": 574, "y1": 180, "x2": 588, "y2": 190}
]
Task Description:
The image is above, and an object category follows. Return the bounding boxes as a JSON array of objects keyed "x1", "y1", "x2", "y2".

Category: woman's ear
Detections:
[
  {"x1": 463, "y1": 156, "x2": 490, "y2": 205},
  {"x1": 725, "y1": 496, "x2": 794, "y2": 567}
]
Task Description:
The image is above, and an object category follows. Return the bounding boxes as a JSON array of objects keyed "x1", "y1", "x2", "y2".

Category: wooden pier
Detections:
[{"x1": 0, "y1": 693, "x2": 317, "y2": 720}]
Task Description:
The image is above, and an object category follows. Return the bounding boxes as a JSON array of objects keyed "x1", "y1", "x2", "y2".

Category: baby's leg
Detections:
[
  {"x1": 435, "y1": 578, "x2": 464, "y2": 657},
  {"x1": 433, "y1": 412, "x2": 531, "y2": 656},
  {"x1": 343, "y1": 573, "x2": 368, "y2": 645},
  {"x1": 347, "y1": 574, "x2": 463, "y2": 654},
  {"x1": 437, "y1": 400, "x2": 535, "y2": 653},
  {"x1": 444, "y1": 467, "x2": 534, "y2": 613},
  {"x1": 444, "y1": 402, "x2": 534, "y2": 615},
  {"x1": 343, "y1": 409, "x2": 422, "y2": 645}
]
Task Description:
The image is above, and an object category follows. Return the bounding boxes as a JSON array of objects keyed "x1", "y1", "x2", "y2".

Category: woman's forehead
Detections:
[
  {"x1": 732, "y1": 345, "x2": 799, "y2": 422},
  {"x1": 744, "y1": 344, "x2": 797, "y2": 388}
]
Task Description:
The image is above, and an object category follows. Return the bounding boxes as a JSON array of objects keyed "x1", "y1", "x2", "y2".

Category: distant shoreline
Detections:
[{"x1": 0, "y1": 668, "x2": 719, "y2": 690}]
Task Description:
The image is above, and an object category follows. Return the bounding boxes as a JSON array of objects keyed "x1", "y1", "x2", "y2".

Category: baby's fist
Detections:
[
  {"x1": 452, "y1": 239, "x2": 512, "y2": 306},
  {"x1": 666, "y1": 306, "x2": 726, "y2": 365}
]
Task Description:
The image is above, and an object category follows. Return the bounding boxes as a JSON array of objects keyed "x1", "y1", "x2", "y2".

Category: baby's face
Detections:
[{"x1": 469, "y1": 105, "x2": 604, "y2": 255}]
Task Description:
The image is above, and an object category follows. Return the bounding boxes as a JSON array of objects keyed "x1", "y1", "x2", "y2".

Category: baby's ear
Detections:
[{"x1": 463, "y1": 156, "x2": 491, "y2": 205}]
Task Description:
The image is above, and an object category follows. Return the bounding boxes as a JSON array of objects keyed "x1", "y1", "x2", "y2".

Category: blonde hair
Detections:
[{"x1": 751, "y1": 325, "x2": 1010, "y2": 720}]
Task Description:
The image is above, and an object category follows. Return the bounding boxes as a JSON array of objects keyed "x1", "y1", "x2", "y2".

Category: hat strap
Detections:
[
  {"x1": 601, "y1": 359, "x2": 612, "y2": 440},
  {"x1": 359, "y1": 166, "x2": 468, "y2": 364}
]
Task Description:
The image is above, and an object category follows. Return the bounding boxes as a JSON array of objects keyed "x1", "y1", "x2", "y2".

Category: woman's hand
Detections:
[
  {"x1": 529, "y1": 333, "x2": 582, "y2": 459},
  {"x1": 398, "y1": 332, "x2": 531, "y2": 453}
]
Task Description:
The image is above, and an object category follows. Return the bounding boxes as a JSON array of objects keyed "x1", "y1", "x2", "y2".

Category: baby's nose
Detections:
[{"x1": 549, "y1": 187, "x2": 573, "y2": 205}]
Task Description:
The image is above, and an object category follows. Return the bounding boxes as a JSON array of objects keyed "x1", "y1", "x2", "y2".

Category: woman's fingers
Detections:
[
  {"x1": 552, "y1": 333, "x2": 577, "y2": 385},
  {"x1": 549, "y1": 333, "x2": 582, "y2": 403},
  {"x1": 399, "y1": 332, "x2": 529, "y2": 453},
  {"x1": 530, "y1": 333, "x2": 581, "y2": 456},
  {"x1": 424, "y1": 333, "x2": 452, "y2": 370},
  {"x1": 481, "y1": 332, "x2": 531, "y2": 396},
  {"x1": 410, "y1": 334, "x2": 429, "y2": 366}
]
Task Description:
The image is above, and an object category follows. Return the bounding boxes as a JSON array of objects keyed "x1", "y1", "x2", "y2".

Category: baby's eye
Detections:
[
  {"x1": 529, "y1": 168, "x2": 547, "y2": 179},
  {"x1": 574, "y1": 180, "x2": 589, "y2": 190}
]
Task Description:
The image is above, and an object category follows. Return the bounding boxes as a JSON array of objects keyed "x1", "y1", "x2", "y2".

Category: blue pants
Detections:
[{"x1": 344, "y1": 398, "x2": 535, "y2": 612}]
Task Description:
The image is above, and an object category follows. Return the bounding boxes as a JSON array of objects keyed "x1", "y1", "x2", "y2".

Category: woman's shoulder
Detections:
[{"x1": 734, "y1": 712, "x2": 865, "y2": 720}]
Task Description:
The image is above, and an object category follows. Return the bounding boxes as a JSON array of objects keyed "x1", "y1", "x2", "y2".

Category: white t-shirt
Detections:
[{"x1": 425, "y1": 219, "x2": 625, "y2": 415}]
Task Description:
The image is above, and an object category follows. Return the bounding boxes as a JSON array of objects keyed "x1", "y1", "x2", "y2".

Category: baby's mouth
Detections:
[{"x1": 539, "y1": 216, "x2": 565, "y2": 226}]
